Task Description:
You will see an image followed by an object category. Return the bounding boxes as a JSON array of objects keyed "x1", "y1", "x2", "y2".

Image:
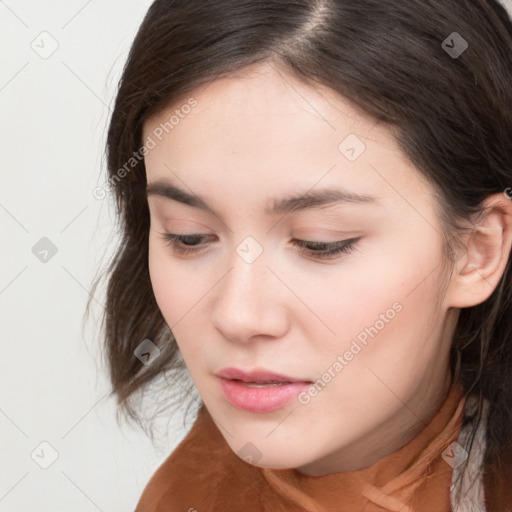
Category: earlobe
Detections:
[{"x1": 445, "y1": 193, "x2": 512, "y2": 308}]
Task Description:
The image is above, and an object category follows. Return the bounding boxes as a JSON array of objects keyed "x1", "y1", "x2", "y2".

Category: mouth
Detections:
[
  {"x1": 234, "y1": 381, "x2": 297, "y2": 387},
  {"x1": 215, "y1": 367, "x2": 313, "y2": 413},
  {"x1": 215, "y1": 366, "x2": 313, "y2": 384}
]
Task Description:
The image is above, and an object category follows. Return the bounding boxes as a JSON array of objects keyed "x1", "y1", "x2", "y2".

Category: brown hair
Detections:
[{"x1": 86, "y1": 0, "x2": 512, "y2": 505}]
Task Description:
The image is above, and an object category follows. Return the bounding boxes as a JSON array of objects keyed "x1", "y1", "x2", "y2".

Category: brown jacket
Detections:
[{"x1": 135, "y1": 384, "x2": 512, "y2": 512}]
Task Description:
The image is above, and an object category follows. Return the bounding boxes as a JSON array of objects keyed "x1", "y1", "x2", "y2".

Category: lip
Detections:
[
  {"x1": 216, "y1": 367, "x2": 313, "y2": 413},
  {"x1": 215, "y1": 367, "x2": 312, "y2": 384}
]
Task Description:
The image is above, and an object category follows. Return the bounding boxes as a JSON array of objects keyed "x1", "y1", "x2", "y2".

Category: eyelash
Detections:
[{"x1": 159, "y1": 233, "x2": 359, "y2": 260}]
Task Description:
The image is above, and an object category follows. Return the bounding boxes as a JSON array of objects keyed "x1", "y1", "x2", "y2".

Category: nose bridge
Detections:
[
  {"x1": 221, "y1": 235, "x2": 269, "y2": 312},
  {"x1": 211, "y1": 235, "x2": 287, "y2": 341}
]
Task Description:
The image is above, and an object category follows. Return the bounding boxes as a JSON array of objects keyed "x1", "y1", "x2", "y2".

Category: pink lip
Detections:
[
  {"x1": 216, "y1": 367, "x2": 313, "y2": 413},
  {"x1": 215, "y1": 367, "x2": 312, "y2": 383}
]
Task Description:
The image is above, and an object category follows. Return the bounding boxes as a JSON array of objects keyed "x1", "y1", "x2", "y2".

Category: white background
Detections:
[
  {"x1": 1, "y1": 1, "x2": 511, "y2": 511},
  {"x1": 0, "y1": 1, "x2": 195, "y2": 511}
]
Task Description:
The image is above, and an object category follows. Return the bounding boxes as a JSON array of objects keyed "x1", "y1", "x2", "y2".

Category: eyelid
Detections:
[
  {"x1": 158, "y1": 231, "x2": 361, "y2": 260},
  {"x1": 150, "y1": 211, "x2": 215, "y2": 232}
]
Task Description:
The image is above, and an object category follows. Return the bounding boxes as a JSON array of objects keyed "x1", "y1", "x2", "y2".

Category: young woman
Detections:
[{"x1": 90, "y1": 0, "x2": 512, "y2": 510}]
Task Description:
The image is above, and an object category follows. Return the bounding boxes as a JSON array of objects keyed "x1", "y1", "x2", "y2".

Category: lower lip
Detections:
[{"x1": 219, "y1": 378, "x2": 311, "y2": 413}]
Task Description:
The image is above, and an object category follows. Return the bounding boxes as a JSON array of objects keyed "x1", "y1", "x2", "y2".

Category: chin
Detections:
[{"x1": 231, "y1": 443, "x2": 310, "y2": 470}]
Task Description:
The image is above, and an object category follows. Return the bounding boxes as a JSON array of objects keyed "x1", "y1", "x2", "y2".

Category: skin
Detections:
[{"x1": 142, "y1": 62, "x2": 512, "y2": 476}]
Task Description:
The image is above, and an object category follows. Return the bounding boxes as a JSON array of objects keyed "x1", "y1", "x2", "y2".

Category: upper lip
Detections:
[{"x1": 216, "y1": 367, "x2": 313, "y2": 383}]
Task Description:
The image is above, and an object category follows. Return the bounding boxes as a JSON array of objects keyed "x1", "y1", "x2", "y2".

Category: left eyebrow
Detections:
[
  {"x1": 146, "y1": 180, "x2": 380, "y2": 216},
  {"x1": 268, "y1": 188, "x2": 380, "y2": 215}
]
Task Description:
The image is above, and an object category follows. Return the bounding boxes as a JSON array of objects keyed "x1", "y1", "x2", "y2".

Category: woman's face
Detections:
[{"x1": 143, "y1": 62, "x2": 456, "y2": 475}]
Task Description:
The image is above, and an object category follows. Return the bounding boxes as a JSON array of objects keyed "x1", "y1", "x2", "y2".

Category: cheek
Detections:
[
  {"x1": 294, "y1": 254, "x2": 447, "y2": 421},
  {"x1": 147, "y1": 245, "x2": 199, "y2": 368},
  {"x1": 305, "y1": 242, "x2": 444, "y2": 362},
  {"x1": 148, "y1": 238, "x2": 190, "y2": 326},
  {"x1": 148, "y1": 235, "x2": 216, "y2": 351}
]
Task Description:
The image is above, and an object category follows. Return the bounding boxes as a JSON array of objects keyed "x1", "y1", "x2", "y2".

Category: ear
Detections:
[{"x1": 444, "y1": 192, "x2": 512, "y2": 308}]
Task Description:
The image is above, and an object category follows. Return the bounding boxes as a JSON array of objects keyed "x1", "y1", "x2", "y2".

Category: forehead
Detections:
[
  {"x1": 142, "y1": 62, "x2": 430, "y2": 206},
  {"x1": 143, "y1": 62, "x2": 381, "y2": 143}
]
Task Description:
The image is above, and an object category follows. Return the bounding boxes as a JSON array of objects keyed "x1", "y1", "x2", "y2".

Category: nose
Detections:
[{"x1": 210, "y1": 243, "x2": 290, "y2": 344}]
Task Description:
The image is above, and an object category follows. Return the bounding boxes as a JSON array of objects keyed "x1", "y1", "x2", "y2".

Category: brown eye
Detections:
[
  {"x1": 160, "y1": 233, "x2": 213, "y2": 255},
  {"x1": 290, "y1": 237, "x2": 360, "y2": 260},
  {"x1": 159, "y1": 233, "x2": 361, "y2": 260}
]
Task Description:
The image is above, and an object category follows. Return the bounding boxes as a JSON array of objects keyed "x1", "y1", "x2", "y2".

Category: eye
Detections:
[
  {"x1": 159, "y1": 233, "x2": 213, "y2": 255},
  {"x1": 290, "y1": 237, "x2": 360, "y2": 260},
  {"x1": 159, "y1": 232, "x2": 360, "y2": 260}
]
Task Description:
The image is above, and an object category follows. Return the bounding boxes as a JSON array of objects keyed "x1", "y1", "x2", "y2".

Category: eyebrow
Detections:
[{"x1": 146, "y1": 180, "x2": 379, "y2": 216}]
